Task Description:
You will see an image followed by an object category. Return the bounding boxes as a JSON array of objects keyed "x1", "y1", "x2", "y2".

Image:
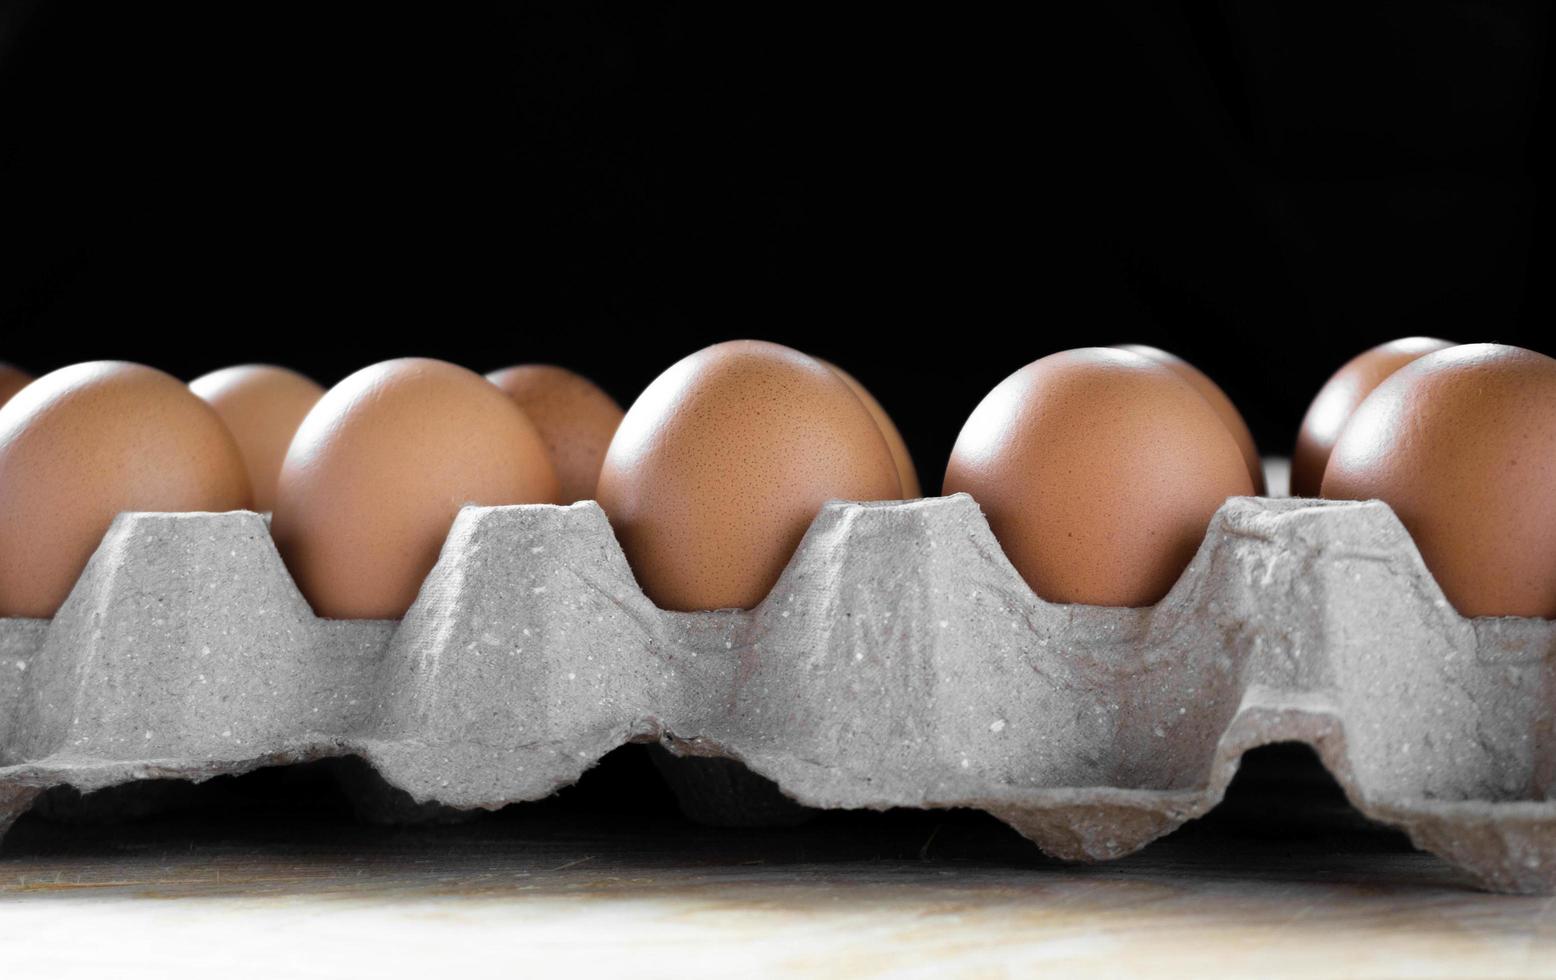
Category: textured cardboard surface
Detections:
[{"x1": 0, "y1": 495, "x2": 1551, "y2": 892}]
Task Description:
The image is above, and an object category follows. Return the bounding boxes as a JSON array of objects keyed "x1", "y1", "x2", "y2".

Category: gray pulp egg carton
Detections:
[{"x1": 0, "y1": 493, "x2": 1553, "y2": 894}]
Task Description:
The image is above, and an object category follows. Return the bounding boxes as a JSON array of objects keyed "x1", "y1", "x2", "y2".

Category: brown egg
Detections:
[
  {"x1": 1321, "y1": 343, "x2": 1556, "y2": 619},
  {"x1": 190, "y1": 365, "x2": 326, "y2": 512},
  {"x1": 0, "y1": 363, "x2": 31, "y2": 408},
  {"x1": 819, "y1": 359, "x2": 921, "y2": 498},
  {"x1": 486, "y1": 364, "x2": 624, "y2": 504},
  {"x1": 1291, "y1": 336, "x2": 1455, "y2": 498},
  {"x1": 596, "y1": 340, "x2": 901, "y2": 611},
  {"x1": 271, "y1": 358, "x2": 560, "y2": 619},
  {"x1": 1115, "y1": 344, "x2": 1264, "y2": 494},
  {"x1": 0, "y1": 362, "x2": 252, "y2": 618},
  {"x1": 943, "y1": 348, "x2": 1254, "y2": 607}
]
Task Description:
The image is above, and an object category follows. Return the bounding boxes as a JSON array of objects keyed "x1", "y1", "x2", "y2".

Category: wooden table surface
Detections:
[{"x1": 0, "y1": 745, "x2": 1551, "y2": 978}]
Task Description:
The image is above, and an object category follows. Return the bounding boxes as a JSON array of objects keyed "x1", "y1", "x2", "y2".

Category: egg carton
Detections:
[{"x1": 0, "y1": 494, "x2": 1552, "y2": 894}]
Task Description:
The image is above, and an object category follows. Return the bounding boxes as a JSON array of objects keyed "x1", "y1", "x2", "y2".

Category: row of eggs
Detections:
[{"x1": 0, "y1": 339, "x2": 1552, "y2": 622}]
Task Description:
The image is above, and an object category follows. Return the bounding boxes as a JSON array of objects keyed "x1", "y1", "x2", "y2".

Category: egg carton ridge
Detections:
[{"x1": 0, "y1": 494, "x2": 1552, "y2": 893}]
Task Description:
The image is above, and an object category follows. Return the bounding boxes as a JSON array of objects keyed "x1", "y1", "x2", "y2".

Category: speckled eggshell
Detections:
[
  {"x1": 190, "y1": 364, "x2": 326, "y2": 512},
  {"x1": 596, "y1": 339, "x2": 901, "y2": 612},
  {"x1": 486, "y1": 364, "x2": 624, "y2": 504},
  {"x1": 0, "y1": 364, "x2": 31, "y2": 408},
  {"x1": 943, "y1": 347, "x2": 1255, "y2": 607},
  {"x1": 819, "y1": 359, "x2": 921, "y2": 498},
  {"x1": 1291, "y1": 336, "x2": 1454, "y2": 498},
  {"x1": 0, "y1": 361, "x2": 252, "y2": 618},
  {"x1": 1321, "y1": 343, "x2": 1556, "y2": 619},
  {"x1": 1115, "y1": 344, "x2": 1264, "y2": 494},
  {"x1": 271, "y1": 358, "x2": 561, "y2": 620}
]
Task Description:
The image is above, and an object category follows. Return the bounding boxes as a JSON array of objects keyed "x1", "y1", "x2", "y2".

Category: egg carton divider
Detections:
[{"x1": 0, "y1": 494, "x2": 1552, "y2": 893}]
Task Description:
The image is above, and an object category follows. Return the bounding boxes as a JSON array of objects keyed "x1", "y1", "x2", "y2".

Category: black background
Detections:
[{"x1": 1, "y1": 1, "x2": 1551, "y2": 489}]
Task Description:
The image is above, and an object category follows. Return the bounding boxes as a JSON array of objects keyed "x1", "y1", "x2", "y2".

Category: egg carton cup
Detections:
[{"x1": 0, "y1": 494, "x2": 1551, "y2": 894}]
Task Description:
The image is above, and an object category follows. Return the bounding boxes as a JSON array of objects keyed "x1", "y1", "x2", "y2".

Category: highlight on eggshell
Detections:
[
  {"x1": 190, "y1": 364, "x2": 326, "y2": 512},
  {"x1": 0, "y1": 361, "x2": 253, "y2": 618},
  {"x1": 486, "y1": 364, "x2": 624, "y2": 505},
  {"x1": 595, "y1": 339, "x2": 901, "y2": 612},
  {"x1": 1114, "y1": 344, "x2": 1264, "y2": 494},
  {"x1": 0, "y1": 363, "x2": 31, "y2": 408},
  {"x1": 817, "y1": 358, "x2": 921, "y2": 499},
  {"x1": 270, "y1": 357, "x2": 561, "y2": 620},
  {"x1": 1320, "y1": 343, "x2": 1556, "y2": 619},
  {"x1": 943, "y1": 347, "x2": 1254, "y2": 608},
  {"x1": 1291, "y1": 336, "x2": 1455, "y2": 498}
]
